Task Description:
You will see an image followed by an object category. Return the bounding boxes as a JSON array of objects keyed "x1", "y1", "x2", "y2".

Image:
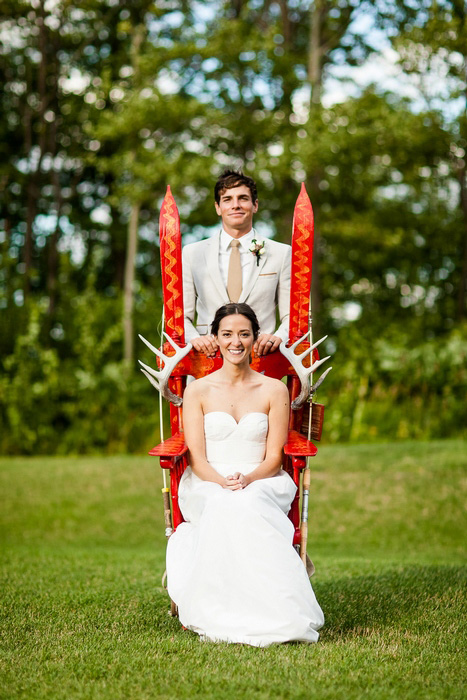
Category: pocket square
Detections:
[{"x1": 259, "y1": 272, "x2": 277, "y2": 277}]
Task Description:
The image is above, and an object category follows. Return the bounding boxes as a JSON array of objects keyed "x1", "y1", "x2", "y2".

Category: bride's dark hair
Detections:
[{"x1": 211, "y1": 303, "x2": 260, "y2": 339}]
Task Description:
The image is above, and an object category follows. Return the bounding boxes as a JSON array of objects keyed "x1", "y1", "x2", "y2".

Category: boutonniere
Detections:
[{"x1": 249, "y1": 239, "x2": 265, "y2": 266}]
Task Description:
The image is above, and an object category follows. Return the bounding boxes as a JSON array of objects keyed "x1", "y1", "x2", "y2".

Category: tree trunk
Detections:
[
  {"x1": 123, "y1": 201, "x2": 140, "y2": 365},
  {"x1": 307, "y1": 0, "x2": 325, "y2": 335},
  {"x1": 458, "y1": 161, "x2": 467, "y2": 320},
  {"x1": 457, "y1": 48, "x2": 467, "y2": 320},
  {"x1": 308, "y1": 0, "x2": 324, "y2": 106},
  {"x1": 279, "y1": 0, "x2": 292, "y2": 47},
  {"x1": 24, "y1": 5, "x2": 48, "y2": 297},
  {"x1": 24, "y1": 181, "x2": 37, "y2": 295},
  {"x1": 48, "y1": 167, "x2": 62, "y2": 316},
  {"x1": 23, "y1": 90, "x2": 34, "y2": 295}
]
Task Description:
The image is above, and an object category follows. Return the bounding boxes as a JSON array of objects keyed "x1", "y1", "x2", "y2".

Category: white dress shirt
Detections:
[{"x1": 219, "y1": 228, "x2": 258, "y2": 289}]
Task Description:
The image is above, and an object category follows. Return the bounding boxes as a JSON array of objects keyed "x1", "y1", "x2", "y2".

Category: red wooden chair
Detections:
[{"x1": 139, "y1": 184, "x2": 331, "y2": 606}]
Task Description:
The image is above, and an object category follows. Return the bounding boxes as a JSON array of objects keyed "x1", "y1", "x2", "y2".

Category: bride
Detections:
[{"x1": 166, "y1": 302, "x2": 324, "y2": 646}]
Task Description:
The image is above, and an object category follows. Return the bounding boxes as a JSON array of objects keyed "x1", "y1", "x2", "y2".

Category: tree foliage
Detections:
[{"x1": 0, "y1": 0, "x2": 466, "y2": 452}]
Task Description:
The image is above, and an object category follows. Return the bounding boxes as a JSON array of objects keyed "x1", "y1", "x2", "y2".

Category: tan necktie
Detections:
[{"x1": 227, "y1": 239, "x2": 242, "y2": 302}]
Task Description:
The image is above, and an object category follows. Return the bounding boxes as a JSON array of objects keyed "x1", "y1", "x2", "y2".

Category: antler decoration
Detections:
[
  {"x1": 138, "y1": 333, "x2": 192, "y2": 406},
  {"x1": 279, "y1": 333, "x2": 332, "y2": 410}
]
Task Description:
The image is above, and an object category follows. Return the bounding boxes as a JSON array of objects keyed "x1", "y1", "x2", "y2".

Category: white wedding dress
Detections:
[{"x1": 166, "y1": 411, "x2": 324, "y2": 646}]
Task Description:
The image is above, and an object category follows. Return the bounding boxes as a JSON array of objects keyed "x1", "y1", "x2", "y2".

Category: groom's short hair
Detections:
[{"x1": 214, "y1": 169, "x2": 258, "y2": 204}]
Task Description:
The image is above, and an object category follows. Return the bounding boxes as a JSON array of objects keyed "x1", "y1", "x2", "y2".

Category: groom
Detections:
[{"x1": 182, "y1": 170, "x2": 291, "y2": 357}]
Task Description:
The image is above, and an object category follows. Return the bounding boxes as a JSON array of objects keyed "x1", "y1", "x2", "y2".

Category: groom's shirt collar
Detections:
[{"x1": 220, "y1": 228, "x2": 256, "y2": 252}]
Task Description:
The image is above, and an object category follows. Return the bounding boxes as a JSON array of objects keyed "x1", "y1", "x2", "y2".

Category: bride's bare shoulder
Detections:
[
  {"x1": 184, "y1": 372, "x2": 220, "y2": 400},
  {"x1": 254, "y1": 372, "x2": 289, "y2": 399}
]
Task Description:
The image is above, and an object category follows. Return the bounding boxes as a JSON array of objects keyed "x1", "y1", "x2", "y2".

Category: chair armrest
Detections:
[
  {"x1": 284, "y1": 430, "x2": 318, "y2": 464},
  {"x1": 149, "y1": 432, "x2": 188, "y2": 459}
]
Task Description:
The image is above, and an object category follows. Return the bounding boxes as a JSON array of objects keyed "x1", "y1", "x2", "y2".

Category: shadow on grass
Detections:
[
  {"x1": 141, "y1": 565, "x2": 467, "y2": 649},
  {"x1": 147, "y1": 565, "x2": 467, "y2": 643},
  {"x1": 316, "y1": 565, "x2": 466, "y2": 640}
]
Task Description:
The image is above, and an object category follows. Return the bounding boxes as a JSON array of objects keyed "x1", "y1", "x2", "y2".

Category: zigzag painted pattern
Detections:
[
  {"x1": 290, "y1": 197, "x2": 313, "y2": 337},
  {"x1": 161, "y1": 197, "x2": 183, "y2": 338}
]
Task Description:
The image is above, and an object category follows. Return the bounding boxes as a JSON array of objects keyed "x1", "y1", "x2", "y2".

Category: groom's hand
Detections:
[
  {"x1": 254, "y1": 333, "x2": 281, "y2": 357},
  {"x1": 191, "y1": 334, "x2": 218, "y2": 357}
]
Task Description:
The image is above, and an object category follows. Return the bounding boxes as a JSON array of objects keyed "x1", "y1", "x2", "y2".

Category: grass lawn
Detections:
[{"x1": 1, "y1": 440, "x2": 466, "y2": 699}]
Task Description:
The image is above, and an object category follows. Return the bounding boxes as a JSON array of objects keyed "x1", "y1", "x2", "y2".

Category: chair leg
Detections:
[{"x1": 163, "y1": 568, "x2": 179, "y2": 616}]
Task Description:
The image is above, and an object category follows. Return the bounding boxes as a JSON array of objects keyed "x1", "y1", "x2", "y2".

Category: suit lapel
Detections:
[
  {"x1": 240, "y1": 238, "x2": 267, "y2": 303},
  {"x1": 206, "y1": 232, "x2": 230, "y2": 303}
]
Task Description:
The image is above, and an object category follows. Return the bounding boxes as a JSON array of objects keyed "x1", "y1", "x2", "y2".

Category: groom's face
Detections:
[{"x1": 215, "y1": 185, "x2": 259, "y2": 237}]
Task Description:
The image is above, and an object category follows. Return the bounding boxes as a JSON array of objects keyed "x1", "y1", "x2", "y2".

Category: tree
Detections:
[{"x1": 376, "y1": 0, "x2": 467, "y2": 319}]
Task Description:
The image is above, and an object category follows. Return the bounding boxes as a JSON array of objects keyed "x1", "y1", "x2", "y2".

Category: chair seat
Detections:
[
  {"x1": 284, "y1": 430, "x2": 318, "y2": 459},
  {"x1": 150, "y1": 429, "x2": 316, "y2": 465},
  {"x1": 149, "y1": 432, "x2": 188, "y2": 461}
]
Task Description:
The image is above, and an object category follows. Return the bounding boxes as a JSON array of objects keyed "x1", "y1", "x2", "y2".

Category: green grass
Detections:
[{"x1": 1, "y1": 440, "x2": 466, "y2": 699}]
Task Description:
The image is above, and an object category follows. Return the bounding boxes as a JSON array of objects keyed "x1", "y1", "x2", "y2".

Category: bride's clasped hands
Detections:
[{"x1": 224, "y1": 471, "x2": 248, "y2": 490}]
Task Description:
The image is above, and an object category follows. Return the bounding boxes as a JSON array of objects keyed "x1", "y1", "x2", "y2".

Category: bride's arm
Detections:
[
  {"x1": 239, "y1": 381, "x2": 289, "y2": 487},
  {"x1": 183, "y1": 382, "x2": 227, "y2": 486}
]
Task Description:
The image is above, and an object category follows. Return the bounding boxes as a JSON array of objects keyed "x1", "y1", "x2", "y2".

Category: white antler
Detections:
[
  {"x1": 138, "y1": 333, "x2": 192, "y2": 406},
  {"x1": 279, "y1": 332, "x2": 332, "y2": 409}
]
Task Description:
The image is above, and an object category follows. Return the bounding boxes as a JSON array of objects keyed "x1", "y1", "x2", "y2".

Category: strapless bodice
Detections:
[{"x1": 204, "y1": 411, "x2": 268, "y2": 467}]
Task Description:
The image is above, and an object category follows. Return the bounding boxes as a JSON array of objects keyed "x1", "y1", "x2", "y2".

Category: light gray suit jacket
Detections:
[{"x1": 182, "y1": 232, "x2": 291, "y2": 341}]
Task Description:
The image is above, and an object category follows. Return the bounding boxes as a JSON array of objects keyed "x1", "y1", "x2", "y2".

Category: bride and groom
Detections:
[{"x1": 166, "y1": 171, "x2": 324, "y2": 646}]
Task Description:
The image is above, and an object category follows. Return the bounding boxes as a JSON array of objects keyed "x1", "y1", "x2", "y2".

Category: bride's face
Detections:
[{"x1": 215, "y1": 314, "x2": 254, "y2": 364}]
